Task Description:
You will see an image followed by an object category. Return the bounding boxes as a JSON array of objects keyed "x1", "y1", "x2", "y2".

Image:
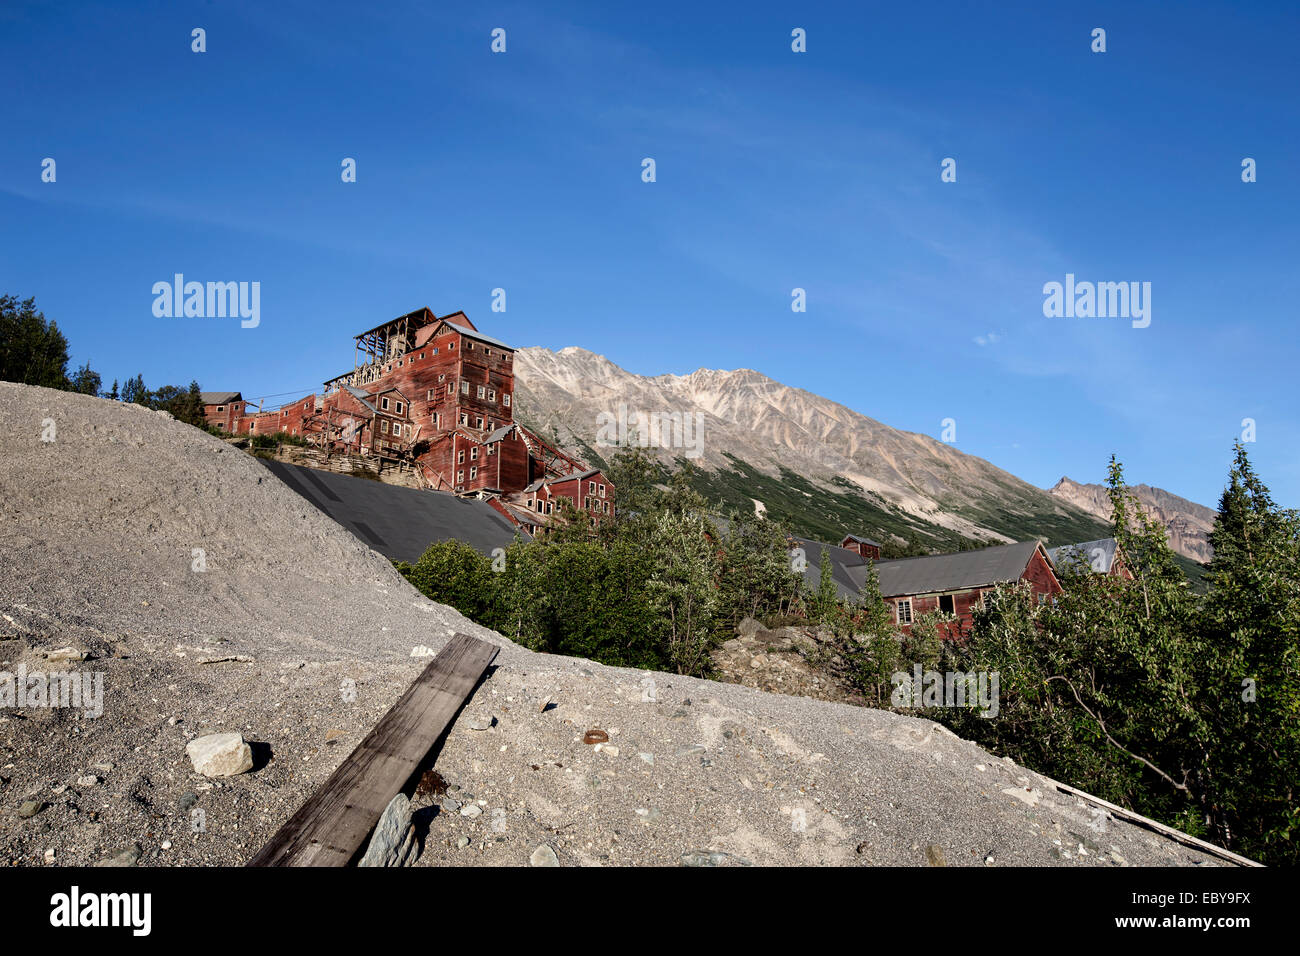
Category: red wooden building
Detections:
[
  {"x1": 200, "y1": 391, "x2": 246, "y2": 431},
  {"x1": 213, "y1": 307, "x2": 612, "y2": 522},
  {"x1": 874, "y1": 540, "x2": 1061, "y2": 639},
  {"x1": 839, "y1": 534, "x2": 882, "y2": 562}
]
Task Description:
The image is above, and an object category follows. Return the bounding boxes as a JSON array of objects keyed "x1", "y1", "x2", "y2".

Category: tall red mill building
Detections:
[{"x1": 202, "y1": 307, "x2": 613, "y2": 533}]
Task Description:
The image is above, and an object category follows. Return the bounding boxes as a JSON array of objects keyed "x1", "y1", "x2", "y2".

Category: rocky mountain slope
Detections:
[
  {"x1": 1, "y1": 383, "x2": 1239, "y2": 867},
  {"x1": 513, "y1": 347, "x2": 1112, "y2": 552},
  {"x1": 1048, "y1": 477, "x2": 1216, "y2": 564}
]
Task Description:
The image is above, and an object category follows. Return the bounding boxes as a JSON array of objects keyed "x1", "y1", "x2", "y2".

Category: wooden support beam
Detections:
[
  {"x1": 1049, "y1": 780, "x2": 1262, "y2": 867},
  {"x1": 247, "y1": 633, "x2": 499, "y2": 867}
]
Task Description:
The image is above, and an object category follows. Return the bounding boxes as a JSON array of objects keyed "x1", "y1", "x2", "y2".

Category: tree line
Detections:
[
  {"x1": 400, "y1": 441, "x2": 1299, "y2": 865},
  {"x1": 1, "y1": 294, "x2": 207, "y2": 425}
]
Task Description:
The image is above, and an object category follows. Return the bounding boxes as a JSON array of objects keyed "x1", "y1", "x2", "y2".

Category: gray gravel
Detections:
[{"x1": 0, "y1": 383, "x2": 1227, "y2": 866}]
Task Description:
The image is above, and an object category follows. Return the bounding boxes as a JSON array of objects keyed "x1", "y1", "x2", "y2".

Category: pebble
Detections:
[
  {"x1": 45, "y1": 647, "x2": 87, "y2": 662},
  {"x1": 460, "y1": 804, "x2": 482, "y2": 818},
  {"x1": 93, "y1": 843, "x2": 142, "y2": 867},
  {"x1": 17, "y1": 800, "x2": 43, "y2": 819},
  {"x1": 442, "y1": 799, "x2": 462, "y2": 812},
  {"x1": 466, "y1": 717, "x2": 494, "y2": 731},
  {"x1": 358, "y1": 794, "x2": 419, "y2": 867},
  {"x1": 638, "y1": 752, "x2": 655, "y2": 766},
  {"x1": 410, "y1": 645, "x2": 436, "y2": 657},
  {"x1": 529, "y1": 844, "x2": 560, "y2": 867},
  {"x1": 161, "y1": 840, "x2": 172, "y2": 850},
  {"x1": 77, "y1": 775, "x2": 99, "y2": 787},
  {"x1": 457, "y1": 836, "x2": 471, "y2": 848},
  {"x1": 44, "y1": 848, "x2": 56, "y2": 863}
]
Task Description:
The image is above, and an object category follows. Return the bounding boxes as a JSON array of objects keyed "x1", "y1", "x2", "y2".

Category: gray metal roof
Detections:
[
  {"x1": 1048, "y1": 538, "x2": 1118, "y2": 574},
  {"x1": 342, "y1": 385, "x2": 378, "y2": 414},
  {"x1": 842, "y1": 534, "x2": 882, "y2": 546},
  {"x1": 261, "y1": 460, "x2": 527, "y2": 563},
  {"x1": 874, "y1": 541, "x2": 1043, "y2": 597},
  {"x1": 485, "y1": 425, "x2": 515, "y2": 444},
  {"x1": 200, "y1": 391, "x2": 242, "y2": 405},
  {"x1": 794, "y1": 538, "x2": 869, "y2": 602},
  {"x1": 444, "y1": 322, "x2": 514, "y2": 351}
]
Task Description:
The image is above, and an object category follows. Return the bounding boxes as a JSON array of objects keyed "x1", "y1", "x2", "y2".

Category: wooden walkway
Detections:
[{"x1": 247, "y1": 633, "x2": 499, "y2": 866}]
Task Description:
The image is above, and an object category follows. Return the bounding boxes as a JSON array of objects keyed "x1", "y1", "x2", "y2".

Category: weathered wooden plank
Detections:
[
  {"x1": 1049, "y1": 780, "x2": 1262, "y2": 867},
  {"x1": 247, "y1": 633, "x2": 499, "y2": 867}
]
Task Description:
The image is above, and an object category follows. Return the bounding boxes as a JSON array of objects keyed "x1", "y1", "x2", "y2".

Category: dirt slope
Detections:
[{"x1": 0, "y1": 382, "x2": 1227, "y2": 867}]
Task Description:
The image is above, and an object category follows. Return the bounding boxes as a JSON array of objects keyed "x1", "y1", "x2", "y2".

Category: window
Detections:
[
  {"x1": 395, "y1": 402, "x2": 403, "y2": 415},
  {"x1": 458, "y1": 450, "x2": 465, "y2": 464},
  {"x1": 477, "y1": 385, "x2": 486, "y2": 399},
  {"x1": 475, "y1": 417, "x2": 484, "y2": 429},
  {"x1": 467, "y1": 342, "x2": 474, "y2": 350},
  {"x1": 470, "y1": 466, "x2": 477, "y2": 479},
  {"x1": 938, "y1": 594, "x2": 955, "y2": 615},
  {"x1": 503, "y1": 393, "x2": 511, "y2": 407},
  {"x1": 470, "y1": 447, "x2": 478, "y2": 460},
  {"x1": 459, "y1": 413, "x2": 468, "y2": 426},
  {"x1": 457, "y1": 470, "x2": 464, "y2": 483},
  {"x1": 381, "y1": 397, "x2": 390, "y2": 410},
  {"x1": 599, "y1": 484, "x2": 606, "y2": 497},
  {"x1": 381, "y1": 420, "x2": 389, "y2": 433},
  {"x1": 486, "y1": 444, "x2": 494, "y2": 456},
  {"x1": 438, "y1": 374, "x2": 445, "y2": 383},
  {"x1": 546, "y1": 502, "x2": 553, "y2": 514},
  {"x1": 427, "y1": 390, "x2": 436, "y2": 401},
  {"x1": 433, "y1": 412, "x2": 440, "y2": 428},
  {"x1": 461, "y1": 381, "x2": 469, "y2": 395},
  {"x1": 896, "y1": 599, "x2": 913, "y2": 625},
  {"x1": 535, "y1": 499, "x2": 544, "y2": 513},
  {"x1": 603, "y1": 500, "x2": 609, "y2": 514},
  {"x1": 447, "y1": 384, "x2": 454, "y2": 396},
  {"x1": 216, "y1": 405, "x2": 224, "y2": 412},
  {"x1": 488, "y1": 389, "x2": 495, "y2": 401},
  {"x1": 419, "y1": 352, "x2": 425, "y2": 359},
  {"x1": 589, "y1": 481, "x2": 597, "y2": 494}
]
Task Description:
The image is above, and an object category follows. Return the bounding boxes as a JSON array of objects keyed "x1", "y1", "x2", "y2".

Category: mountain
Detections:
[
  {"x1": 1047, "y1": 476, "x2": 1216, "y2": 565},
  {"x1": 512, "y1": 347, "x2": 1113, "y2": 554}
]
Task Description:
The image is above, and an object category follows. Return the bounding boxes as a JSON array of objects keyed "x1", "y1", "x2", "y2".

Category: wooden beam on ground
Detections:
[
  {"x1": 1049, "y1": 779, "x2": 1262, "y2": 867},
  {"x1": 247, "y1": 633, "x2": 499, "y2": 867}
]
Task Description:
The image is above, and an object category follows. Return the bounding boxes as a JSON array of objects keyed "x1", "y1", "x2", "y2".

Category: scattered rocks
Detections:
[
  {"x1": 358, "y1": 794, "x2": 419, "y2": 867},
  {"x1": 529, "y1": 843, "x2": 559, "y2": 867},
  {"x1": 185, "y1": 732, "x2": 254, "y2": 777},
  {"x1": 17, "y1": 800, "x2": 43, "y2": 819}
]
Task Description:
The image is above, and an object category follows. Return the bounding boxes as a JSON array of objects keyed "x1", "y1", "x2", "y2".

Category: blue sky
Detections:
[{"x1": 2, "y1": 0, "x2": 1296, "y2": 508}]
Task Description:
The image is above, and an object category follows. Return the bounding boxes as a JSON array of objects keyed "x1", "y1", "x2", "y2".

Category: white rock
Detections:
[
  {"x1": 529, "y1": 843, "x2": 559, "y2": 867},
  {"x1": 185, "y1": 732, "x2": 254, "y2": 777},
  {"x1": 45, "y1": 647, "x2": 86, "y2": 662},
  {"x1": 410, "y1": 645, "x2": 437, "y2": 658}
]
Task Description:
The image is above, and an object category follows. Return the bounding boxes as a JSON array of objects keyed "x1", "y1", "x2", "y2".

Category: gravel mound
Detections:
[{"x1": 0, "y1": 382, "x2": 1227, "y2": 866}]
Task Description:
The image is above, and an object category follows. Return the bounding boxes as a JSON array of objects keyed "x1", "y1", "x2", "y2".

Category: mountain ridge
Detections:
[{"x1": 513, "y1": 347, "x2": 1122, "y2": 554}]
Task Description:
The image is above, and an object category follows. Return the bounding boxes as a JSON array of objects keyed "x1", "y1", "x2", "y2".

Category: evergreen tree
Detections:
[{"x1": 0, "y1": 295, "x2": 70, "y2": 388}]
